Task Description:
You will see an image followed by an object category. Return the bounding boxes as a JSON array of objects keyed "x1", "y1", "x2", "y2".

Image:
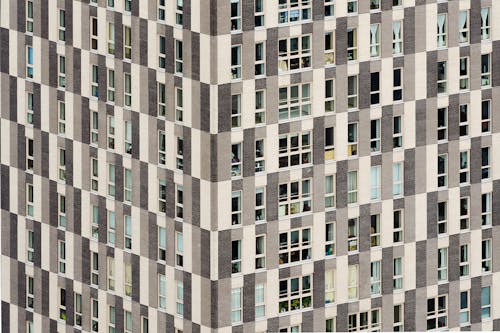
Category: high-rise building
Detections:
[{"x1": 0, "y1": 0, "x2": 499, "y2": 332}]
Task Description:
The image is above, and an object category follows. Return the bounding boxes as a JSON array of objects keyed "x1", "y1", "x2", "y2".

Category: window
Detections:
[
  {"x1": 231, "y1": 0, "x2": 241, "y2": 31},
  {"x1": 107, "y1": 211, "x2": 116, "y2": 245},
  {"x1": 109, "y1": 306, "x2": 116, "y2": 333},
  {"x1": 231, "y1": 143, "x2": 241, "y2": 177},
  {"x1": 124, "y1": 121, "x2": 132, "y2": 154},
  {"x1": 175, "y1": 87, "x2": 183, "y2": 122},
  {"x1": 325, "y1": 269, "x2": 335, "y2": 304},
  {"x1": 370, "y1": 166, "x2": 381, "y2": 200},
  {"x1": 481, "y1": 54, "x2": 491, "y2": 87},
  {"x1": 325, "y1": 0, "x2": 334, "y2": 17},
  {"x1": 393, "y1": 115, "x2": 403, "y2": 149},
  {"x1": 437, "y1": 201, "x2": 447, "y2": 235},
  {"x1": 255, "y1": 90, "x2": 266, "y2": 125},
  {"x1": 91, "y1": 205, "x2": 99, "y2": 238},
  {"x1": 57, "y1": 148, "x2": 66, "y2": 182},
  {"x1": 459, "y1": 57, "x2": 469, "y2": 90},
  {"x1": 394, "y1": 304, "x2": 404, "y2": 331},
  {"x1": 325, "y1": 79, "x2": 335, "y2": 113},
  {"x1": 90, "y1": 158, "x2": 99, "y2": 192},
  {"x1": 252, "y1": 139, "x2": 265, "y2": 173},
  {"x1": 108, "y1": 0, "x2": 114, "y2": 7},
  {"x1": 370, "y1": 260, "x2": 381, "y2": 295},
  {"x1": 159, "y1": 35, "x2": 166, "y2": 69},
  {"x1": 256, "y1": 235, "x2": 266, "y2": 269},
  {"x1": 370, "y1": 24, "x2": 380, "y2": 57},
  {"x1": 459, "y1": 151, "x2": 469, "y2": 184},
  {"x1": 347, "y1": 28, "x2": 357, "y2": 61},
  {"x1": 125, "y1": 311, "x2": 132, "y2": 333},
  {"x1": 481, "y1": 8, "x2": 490, "y2": 40},
  {"x1": 231, "y1": 288, "x2": 242, "y2": 323},
  {"x1": 482, "y1": 147, "x2": 490, "y2": 180},
  {"x1": 370, "y1": 72, "x2": 380, "y2": 105},
  {"x1": 105, "y1": 69, "x2": 115, "y2": 103},
  {"x1": 460, "y1": 244, "x2": 469, "y2": 277},
  {"x1": 279, "y1": 228, "x2": 311, "y2": 265},
  {"x1": 460, "y1": 197, "x2": 469, "y2": 230},
  {"x1": 124, "y1": 215, "x2": 132, "y2": 249},
  {"x1": 347, "y1": 122, "x2": 358, "y2": 157},
  {"x1": 437, "y1": 154, "x2": 447, "y2": 188},
  {"x1": 348, "y1": 310, "x2": 381, "y2": 332},
  {"x1": 231, "y1": 94, "x2": 241, "y2": 128},
  {"x1": 57, "y1": 55, "x2": 66, "y2": 88},
  {"x1": 459, "y1": 104, "x2": 468, "y2": 136},
  {"x1": 91, "y1": 64, "x2": 98, "y2": 97},
  {"x1": 393, "y1": 162, "x2": 403, "y2": 197},
  {"x1": 124, "y1": 168, "x2": 132, "y2": 202},
  {"x1": 347, "y1": 171, "x2": 358, "y2": 204},
  {"x1": 108, "y1": 257, "x2": 115, "y2": 290},
  {"x1": 482, "y1": 239, "x2": 491, "y2": 272},
  {"x1": 158, "y1": 226, "x2": 166, "y2": 261},
  {"x1": 458, "y1": 290, "x2": 470, "y2": 326},
  {"x1": 325, "y1": 127, "x2": 335, "y2": 161},
  {"x1": 437, "y1": 61, "x2": 446, "y2": 94},
  {"x1": 27, "y1": 275, "x2": 34, "y2": 309},
  {"x1": 278, "y1": 83, "x2": 311, "y2": 121},
  {"x1": 255, "y1": 42, "x2": 265, "y2": 76},
  {"x1": 26, "y1": 92, "x2": 33, "y2": 125},
  {"x1": 124, "y1": 263, "x2": 132, "y2": 297},
  {"x1": 26, "y1": 183, "x2": 34, "y2": 217},
  {"x1": 278, "y1": 179, "x2": 312, "y2": 217},
  {"x1": 26, "y1": 138, "x2": 34, "y2": 171},
  {"x1": 255, "y1": 0, "x2": 264, "y2": 27},
  {"x1": 91, "y1": 110, "x2": 98, "y2": 144},
  {"x1": 325, "y1": 175, "x2": 335, "y2": 209},
  {"x1": 229, "y1": 45, "x2": 242, "y2": 80},
  {"x1": 107, "y1": 115, "x2": 115, "y2": 149},
  {"x1": 157, "y1": 82, "x2": 166, "y2": 117},
  {"x1": 393, "y1": 21, "x2": 403, "y2": 55},
  {"x1": 176, "y1": 281, "x2": 184, "y2": 316},
  {"x1": 481, "y1": 287, "x2": 491, "y2": 319},
  {"x1": 176, "y1": 137, "x2": 184, "y2": 170},
  {"x1": 347, "y1": 75, "x2": 358, "y2": 110},
  {"x1": 59, "y1": 288, "x2": 67, "y2": 321},
  {"x1": 393, "y1": 68, "x2": 403, "y2": 101},
  {"x1": 26, "y1": 0, "x2": 33, "y2": 32},
  {"x1": 91, "y1": 299, "x2": 98, "y2": 332},
  {"x1": 27, "y1": 230, "x2": 34, "y2": 263},
  {"x1": 427, "y1": 295, "x2": 448, "y2": 330},
  {"x1": 482, "y1": 100, "x2": 491, "y2": 133},
  {"x1": 90, "y1": 17, "x2": 98, "y2": 50},
  {"x1": 159, "y1": 180, "x2": 166, "y2": 213},
  {"x1": 347, "y1": 265, "x2": 358, "y2": 300},
  {"x1": 482, "y1": 192, "x2": 492, "y2": 226},
  {"x1": 278, "y1": 132, "x2": 311, "y2": 168},
  {"x1": 176, "y1": 231, "x2": 183, "y2": 266},
  {"x1": 279, "y1": 275, "x2": 312, "y2": 313},
  {"x1": 255, "y1": 187, "x2": 265, "y2": 222},
  {"x1": 75, "y1": 293, "x2": 82, "y2": 327},
  {"x1": 58, "y1": 194, "x2": 66, "y2": 228},
  {"x1": 231, "y1": 191, "x2": 242, "y2": 225},
  {"x1": 56, "y1": 7, "x2": 68, "y2": 38},
  {"x1": 347, "y1": 0, "x2": 357, "y2": 14},
  {"x1": 124, "y1": 73, "x2": 132, "y2": 107},
  {"x1": 91, "y1": 251, "x2": 99, "y2": 285},
  {"x1": 459, "y1": 10, "x2": 468, "y2": 43},
  {"x1": 278, "y1": 35, "x2": 311, "y2": 72},
  {"x1": 108, "y1": 23, "x2": 115, "y2": 54},
  {"x1": 26, "y1": 46, "x2": 34, "y2": 79},
  {"x1": 370, "y1": 0, "x2": 380, "y2": 10},
  {"x1": 142, "y1": 317, "x2": 149, "y2": 333},
  {"x1": 370, "y1": 215, "x2": 380, "y2": 247},
  {"x1": 158, "y1": 274, "x2": 166, "y2": 310},
  {"x1": 393, "y1": 210, "x2": 404, "y2": 243},
  {"x1": 278, "y1": 0, "x2": 311, "y2": 24},
  {"x1": 175, "y1": 40, "x2": 183, "y2": 74},
  {"x1": 325, "y1": 222, "x2": 335, "y2": 256},
  {"x1": 324, "y1": 31, "x2": 335, "y2": 65},
  {"x1": 255, "y1": 283, "x2": 265, "y2": 319},
  {"x1": 347, "y1": 217, "x2": 358, "y2": 252},
  {"x1": 175, "y1": 0, "x2": 183, "y2": 25},
  {"x1": 437, "y1": 247, "x2": 448, "y2": 281},
  {"x1": 108, "y1": 164, "x2": 115, "y2": 197},
  {"x1": 437, "y1": 14, "x2": 447, "y2": 47},
  {"x1": 158, "y1": 0, "x2": 166, "y2": 20},
  {"x1": 393, "y1": 257, "x2": 403, "y2": 289},
  {"x1": 174, "y1": 185, "x2": 183, "y2": 220},
  {"x1": 124, "y1": 26, "x2": 131, "y2": 60}
]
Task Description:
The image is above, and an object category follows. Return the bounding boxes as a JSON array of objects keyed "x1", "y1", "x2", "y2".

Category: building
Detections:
[{"x1": 0, "y1": 0, "x2": 499, "y2": 332}]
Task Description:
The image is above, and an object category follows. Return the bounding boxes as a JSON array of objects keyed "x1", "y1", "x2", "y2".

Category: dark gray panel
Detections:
[
  {"x1": 426, "y1": 192, "x2": 437, "y2": 239},
  {"x1": 416, "y1": 240, "x2": 427, "y2": 288}
]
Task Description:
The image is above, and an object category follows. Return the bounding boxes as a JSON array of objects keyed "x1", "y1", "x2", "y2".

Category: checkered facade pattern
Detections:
[{"x1": 1, "y1": 0, "x2": 500, "y2": 332}]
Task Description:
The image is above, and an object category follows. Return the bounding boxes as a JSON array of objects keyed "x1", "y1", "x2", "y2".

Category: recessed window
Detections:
[
  {"x1": 347, "y1": 171, "x2": 358, "y2": 204},
  {"x1": 347, "y1": 28, "x2": 357, "y2": 61},
  {"x1": 370, "y1": 72, "x2": 380, "y2": 105},
  {"x1": 278, "y1": 179, "x2": 312, "y2": 217},
  {"x1": 459, "y1": 150, "x2": 469, "y2": 184},
  {"x1": 279, "y1": 228, "x2": 311, "y2": 265},
  {"x1": 459, "y1": 10, "x2": 468, "y2": 43},
  {"x1": 427, "y1": 295, "x2": 448, "y2": 330},
  {"x1": 325, "y1": 222, "x2": 335, "y2": 256},
  {"x1": 26, "y1": 46, "x2": 34, "y2": 79},
  {"x1": 26, "y1": 0, "x2": 33, "y2": 32},
  {"x1": 278, "y1": 131, "x2": 311, "y2": 168},
  {"x1": 347, "y1": 122, "x2": 358, "y2": 157},
  {"x1": 459, "y1": 57, "x2": 469, "y2": 90},
  {"x1": 175, "y1": 0, "x2": 184, "y2": 25},
  {"x1": 460, "y1": 244, "x2": 469, "y2": 277},
  {"x1": 438, "y1": 247, "x2": 448, "y2": 281},
  {"x1": 325, "y1": 127, "x2": 335, "y2": 161},
  {"x1": 481, "y1": 287, "x2": 491, "y2": 319},
  {"x1": 481, "y1": 54, "x2": 491, "y2": 87},
  {"x1": 393, "y1": 210, "x2": 404, "y2": 243},
  {"x1": 393, "y1": 257, "x2": 403, "y2": 289},
  {"x1": 108, "y1": 23, "x2": 115, "y2": 55},
  {"x1": 348, "y1": 309, "x2": 381, "y2": 331},
  {"x1": 347, "y1": 217, "x2": 358, "y2": 252},
  {"x1": 325, "y1": 175, "x2": 335, "y2": 209},
  {"x1": 325, "y1": 269, "x2": 335, "y2": 304},
  {"x1": 231, "y1": 143, "x2": 241, "y2": 177},
  {"x1": 437, "y1": 14, "x2": 447, "y2": 47},
  {"x1": 231, "y1": 45, "x2": 241, "y2": 80},
  {"x1": 255, "y1": 90, "x2": 266, "y2": 125},
  {"x1": 393, "y1": 21, "x2": 403, "y2": 55},
  {"x1": 324, "y1": 31, "x2": 335, "y2": 65},
  {"x1": 482, "y1": 147, "x2": 490, "y2": 180},
  {"x1": 159, "y1": 35, "x2": 166, "y2": 69},
  {"x1": 279, "y1": 275, "x2": 312, "y2": 313},
  {"x1": 231, "y1": 0, "x2": 241, "y2": 31},
  {"x1": 278, "y1": 0, "x2": 311, "y2": 24},
  {"x1": 90, "y1": 17, "x2": 98, "y2": 50},
  {"x1": 437, "y1": 61, "x2": 447, "y2": 94},
  {"x1": 255, "y1": 0, "x2": 264, "y2": 27},
  {"x1": 482, "y1": 192, "x2": 492, "y2": 227},
  {"x1": 255, "y1": 42, "x2": 265, "y2": 76},
  {"x1": 58, "y1": 9, "x2": 66, "y2": 41},
  {"x1": 437, "y1": 154, "x2": 447, "y2": 188},
  {"x1": 481, "y1": 8, "x2": 490, "y2": 40},
  {"x1": 231, "y1": 191, "x2": 242, "y2": 225},
  {"x1": 278, "y1": 35, "x2": 311, "y2": 73},
  {"x1": 460, "y1": 197, "x2": 469, "y2": 230},
  {"x1": 437, "y1": 201, "x2": 447, "y2": 235},
  {"x1": 370, "y1": 166, "x2": 381, "y2": 200},
  {"x1": 231, "y1": 288, "x2": 242, "y2": 323},
  {"x1": 370, "y1": 24, "x2": 380, "y2": 57},
  {"x1": 370, "y1": 214, "x2": 380, "y2": 247},
  {"x1": 370, "y1": 119, "x2": 380, "y2": 153},
  {"x1": 255, "y1": 235, "x2": 266, "y2": 269},
  {"x1": 279, "y1": 83, "x2": 311, "y2": 121},
  {"x1": 347, "y1": 75, "x2": 358, "y2": 109},
  {"x1": 481, "y1": 100, "x2": 491, "y2": 133},
  {"x1": 370, "y1": 260, "x2": 381, "y2": 295},
  {"x1": 255, "y1": 187, "x2": 266, "y2": 222},
  {"x1": 124, "y1": 26, "x2": 132, "y2": 60},
  {"x1": 347, "y1": 265, "x2": 358, "y2": 299},
  {"x1": 255, "y1": 139, "x2": 265, "y2": 172}
]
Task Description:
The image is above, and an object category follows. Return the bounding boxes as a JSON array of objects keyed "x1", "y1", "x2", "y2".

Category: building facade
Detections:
[{"x1": 1, "y1": 0, "x2": 500, "y2": 332}]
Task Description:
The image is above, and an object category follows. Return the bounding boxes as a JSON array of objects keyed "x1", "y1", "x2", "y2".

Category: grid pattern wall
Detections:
[{"x1": 0, "y1": 0, "x2": 500, "y2": 332}]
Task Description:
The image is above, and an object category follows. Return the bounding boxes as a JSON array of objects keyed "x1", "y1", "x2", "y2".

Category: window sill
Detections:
[
  {"x1": 278, "y1": 307, "x2": 313, "y2": 317},
  {"x1": 278, "y1": 67, "x2": 312, "y2": 76}
]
